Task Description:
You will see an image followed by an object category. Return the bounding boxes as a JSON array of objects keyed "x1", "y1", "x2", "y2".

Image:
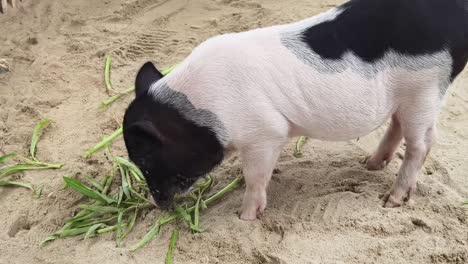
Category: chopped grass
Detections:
[
  {"x1": 100, "y1": 87, "x2": 134, "y2": 108},
  {"x1": 100, "y1": 53, "x2": 178, "y2": 108},
  {"x1": 104, "y1": 54, "x2": 114, "y2": 94},
  {"x1": 293, "y1": 136, "x2": 309, "y2": 158},
  {"x1": 0, "y1": 119, "x2": 63, "y2": 191},
  {"x1": 131, "y1": 176, "x2": 242, "y2": 251},
  {"x1": 0, "y1": 180, "x2": 33, "y2": 190},
  {"x1": 166, "y1": 228, "x2": 179, "y2": 264},
  {"x1": 131, "y1": 218, "x2": 162, "y2": 251},
  {"x1": 0, "y1": 153, "x2": 16, "y2": 164},
  {"x1": 64, "y1": 177, "x2": 115, "y2": 204},
  {"x1": 83, "y1": 127, "x2": 123, "y2": 158},
  {"x1": 43, "y1": 155, "x2": 242, "y2": 254},
  {"x1": 30, "y1": 119, "x2": 53, "y2": 161}
]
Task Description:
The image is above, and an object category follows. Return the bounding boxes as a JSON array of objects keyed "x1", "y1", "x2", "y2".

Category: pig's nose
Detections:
[{"x1": 151, "y1": 192, "x2": 173, "y2": 209}]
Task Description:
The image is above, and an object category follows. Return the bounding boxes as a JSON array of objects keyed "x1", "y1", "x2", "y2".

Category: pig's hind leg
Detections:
[
  {"x1": 366, "y1": 114, "x2": 403, "y2": 170},
  {"x1": 383, "y1": 99, "x2": 438, "y2": 208},
  {"x1": 239, "y1": 142, "x2": 284, "y2": 221}
]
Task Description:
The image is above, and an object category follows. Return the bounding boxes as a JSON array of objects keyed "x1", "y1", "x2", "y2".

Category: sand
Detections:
[{"x1": 1, "y1": 0, "x2": 467, "y2": 263}]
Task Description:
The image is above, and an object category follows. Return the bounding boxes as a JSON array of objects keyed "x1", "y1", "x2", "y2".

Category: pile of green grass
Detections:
[
  {"x1": 43, "y1": 148, "x2": 241, "y2": 253},
  {"x1": 0, "y1": 119, "x2": 63, "y2": 192}
]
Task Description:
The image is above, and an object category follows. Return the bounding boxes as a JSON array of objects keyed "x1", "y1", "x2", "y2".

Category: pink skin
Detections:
[
  {"x1": 382, "y1": 121, "x2": 436, "y2": 207},
  {"x1": 366, "y1": 115, "x2": 403, "y2": 171},
  {"x1": 239, "y1": 144, "x2": 283, "y2": 221}
]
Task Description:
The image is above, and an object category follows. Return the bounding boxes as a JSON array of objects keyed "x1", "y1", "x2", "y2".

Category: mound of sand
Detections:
[{"x1": 1, "y1": 0, "x2": 467, "y2": 263}]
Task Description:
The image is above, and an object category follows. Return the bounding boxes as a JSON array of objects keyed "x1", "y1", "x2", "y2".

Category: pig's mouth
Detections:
[{"x1": 149, "y1": 174, "x2": 200, "y2": 209}]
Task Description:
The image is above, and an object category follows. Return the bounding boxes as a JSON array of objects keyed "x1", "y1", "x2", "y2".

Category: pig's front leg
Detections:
[{"x1": 239, "y1": 144, "x2": 282, "y2": 221}]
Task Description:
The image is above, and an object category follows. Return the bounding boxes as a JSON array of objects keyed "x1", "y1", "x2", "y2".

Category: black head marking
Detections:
[
  {"x1": 135, "y1": 62, "x2": 164, "y2": 97},
  {"x1": 123, "y1": 84, "x2": 224, "y2": 208}
]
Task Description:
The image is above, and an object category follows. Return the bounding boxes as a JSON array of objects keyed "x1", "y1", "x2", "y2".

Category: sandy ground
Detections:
[{"x1": 1, "y1": 0, "x2": 468, "y2": 263}]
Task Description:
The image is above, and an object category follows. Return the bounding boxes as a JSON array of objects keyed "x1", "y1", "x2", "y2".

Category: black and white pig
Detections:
[{"x1": 123, "y1": 0, "x2": 468, "y2": 220}]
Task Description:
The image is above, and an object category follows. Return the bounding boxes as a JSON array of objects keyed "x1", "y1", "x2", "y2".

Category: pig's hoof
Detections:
[
  {"x1": 240, "y1": 211, "x2": 258, "y2": 221},
  {"x1": 239, "y1": 206, "x2": 265, "y2": 221},
  {"x1": 364, "y1": 155, "x2": 391, "y2": 171},
  {"x1": 239, "y1": 204, "x2": 265, "y2": 221},
  {"x1": 240, "y1": 191, "x2": 266, "y2": 221},
  {"x1": 383, "y1": 193, "x2": 402, "y2": 208},
  {"x1": 382, "y1": 186, "x2": 415, "y2": 208}
]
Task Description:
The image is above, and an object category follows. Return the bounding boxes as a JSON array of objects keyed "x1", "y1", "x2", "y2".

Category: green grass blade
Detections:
[
  {"x1": 131, "y1": 219, "x2": 161, "y2": 251},
  {"x1": 0, "y1": 153, "x2": 16, "y2": 164},
  {"x1": 126, "y1": 167, "x2": 133, "y2": 194},
  {"x1": 193, "y1": 195, "x2": 201, "y2": 232},
  {"x1": 116, "y1": 210, "x2": 125, "y2": 246},
  {"x1": 115, "y1": 187, "x2": 122, "y2": 206},
  {"x1": 129, "y1": 188, "x2": 151, "y2": 204},
  {"x1": 85, "y1": 176, "x2": 104, "y2": 192},
  {"x1": 30, "y1": 119, "x2": 53, "y2": 161},
  {"x1": 204, "y1": 177, "x2": 242, "y2": 206},
  {"x1": 104, "y1": 54, "x2": 113, "y2": 94},
  {"x1": 74, "y1": 215, "x2": 118, "y2": 229},
  {"x1": 175, "y1": 205, "x2": 191, "y2": 224},
  {"x1": 193, "y1": 175, "x2": 214, "y2": 192},
  {"x1": 293, "y1": 136, "x2": 309, "y2": 158},
  {"x1": 165, "y1": 228, "x2": 179, "y2": 264},
  {"x1": 78, "y1": 204, "x2": 120, "y2": 213},
  {"x1": 15, "y1": 155, "x2": 63, "y2": 168},
  {"x1": 102, "y1": 171, "x2": 115, "y2": 195},
  {"x1": 104, "y1": 54, "x2": 134, "y2": 95},
  {"x1": 63, "y1": 177, "x2": 115, "y2": 204},
  {"x1": 0, "y1": 164, "x2": 57, "y2": 179},
  {"x1": 34, "y1": 185, "x2": 43, "y2": 198},
  {"x1": 65, "y1": 211, "x2": 98, "y2": 226},
  {"x1": 0, "y1": 180, "x2": 33, "y2": 190},
  {"x1": 114, "y1": 157, "x2": 144, "y2": 182},
  {"x1": 100, "y1": 87, "x2": 134, "y2": 108},
  {"x1": 97, "y1": 224, "x2": 123, "y2": 234},
  {"x1": 59, "y1": 226, "x2": 93, "y2": 238},
  {"x1": 84, "y1": 223, "x2": 105, "y2": 239},
  {"x1": 40, "y1": 235, "x2": 59, "y2": 247},
  {"x1": 118, "y1": 164, "x2": 131, "y2": 199},
  {"x1": 84, "y1": 127, "x2": 123, "y2": 158},
  {"x1": 121, "y1": 208, "x2": 138, "y2": 241}
]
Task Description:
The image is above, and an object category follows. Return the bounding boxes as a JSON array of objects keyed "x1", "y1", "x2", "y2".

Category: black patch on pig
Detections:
[{"x1": 299, "y1": 0, "x2": 468, "y2": 82}]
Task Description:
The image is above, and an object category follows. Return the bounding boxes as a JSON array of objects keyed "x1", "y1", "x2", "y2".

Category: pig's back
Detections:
[{"x1": 165, "y1": 0, "x2": 468, "y2": 143}]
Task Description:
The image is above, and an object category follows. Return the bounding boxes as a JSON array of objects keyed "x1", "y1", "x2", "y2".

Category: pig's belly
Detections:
[
  {"x1": 296, "y1": 107, "x2": 394, "y2": 141},
  {"x1": 285, "y1": 75, "x2": 397, "y2": 141}
]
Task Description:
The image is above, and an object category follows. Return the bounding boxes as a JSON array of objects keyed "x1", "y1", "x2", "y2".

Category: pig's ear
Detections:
[
  {"x1": 126, "y1": 121, "x2": 167, "y2": 146},
  {"x1": 135, "y1": 62, "x2": 164, "y2": 97}
]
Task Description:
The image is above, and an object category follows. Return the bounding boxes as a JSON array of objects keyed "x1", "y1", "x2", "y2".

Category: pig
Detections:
[{"x1": 123, "y1": 0, "x2": 468, "y2": 221}]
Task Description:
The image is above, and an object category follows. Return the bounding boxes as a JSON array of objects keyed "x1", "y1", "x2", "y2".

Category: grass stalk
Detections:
[{"x1": 83, "y1": 127, "x2": 123, "y2": 158}]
